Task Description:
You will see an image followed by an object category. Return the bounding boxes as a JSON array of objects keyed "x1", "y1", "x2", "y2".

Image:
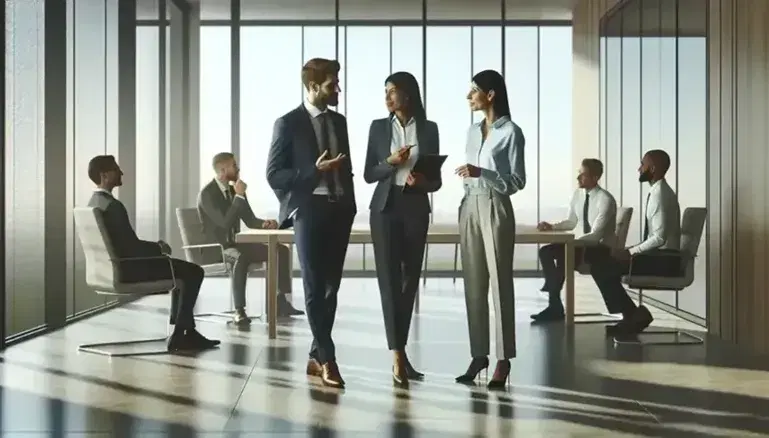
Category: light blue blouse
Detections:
[{"x1": 463, "y1": 115, "x2": 526, "y2": 196}]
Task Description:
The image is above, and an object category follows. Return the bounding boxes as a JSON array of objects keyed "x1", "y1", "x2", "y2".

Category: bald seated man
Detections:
[{"x1": 589, "y1": 149, "x2": 681, "y2": 341}]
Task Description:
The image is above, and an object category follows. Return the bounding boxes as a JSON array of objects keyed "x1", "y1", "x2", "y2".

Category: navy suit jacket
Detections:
[
  {"x1": 266, "y1": 104, "x2": 357, "y2": 227},
  {"x1": 363, "y1": 118, "x2": 441, "y2": 213}
]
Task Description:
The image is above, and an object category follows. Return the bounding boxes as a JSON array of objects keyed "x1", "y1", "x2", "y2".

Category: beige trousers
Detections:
[{"x1": 459, "y1": 190, "x2": 516, "y2": 359}]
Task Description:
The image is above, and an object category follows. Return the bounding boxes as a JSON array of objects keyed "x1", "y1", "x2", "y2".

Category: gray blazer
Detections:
[
  {"x1": 363, "y1": 118, "x2": 441, "y2": 212},
  {"x1": 197, "y1": 179, "x2": 264, "y2": 249}
]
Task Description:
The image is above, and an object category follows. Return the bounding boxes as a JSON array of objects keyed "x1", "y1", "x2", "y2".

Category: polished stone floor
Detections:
[{"x1": 1, "y1": 276, "x2": 768, "y2": 437}]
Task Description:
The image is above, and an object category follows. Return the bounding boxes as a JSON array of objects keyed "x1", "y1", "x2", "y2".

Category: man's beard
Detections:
[
  {"x1": 638, "y1": 170, "x2": 652, "y2": 183},
  {"x1": 324, "y1": 93, "x2": 339, "y2": 107}
]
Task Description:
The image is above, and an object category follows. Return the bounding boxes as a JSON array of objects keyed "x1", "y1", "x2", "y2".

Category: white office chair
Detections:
[
  {"x1": 73, "y1": 207, "x2": 174, "y2": 357},
  {"x1": 614, "y1": 207, "x2": 707, "y2": 346},
  {"x1": 574, "y1": 206, "x2": 634, "y2": 324},
  {"x1": 175, "y1": 207, "x2": 265, "y2": 324}
]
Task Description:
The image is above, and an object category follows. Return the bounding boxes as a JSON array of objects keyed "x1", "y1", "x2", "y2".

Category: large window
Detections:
[
  {"x1": 346, "y1": 26, "x2": 390, "y2": 269},
  {"x1": 5, "y1": 0, "x2": 46, "y2": 336},
  {"x1": 538, "y1": 27, "x2": 574, "y2": 239},
  {"x1": 136, "y1": 26, "x2": 161, "y2": 241},
  {"x1": 600, "y1": 0, "x2": 708, "y2": 320},
  {"x1": 239, "y1": 26, "x2": 301, "y2": 219},
  {"x1": 505, "y1": 27, "x2": 540, "y2": 270},
  {"x1": 425, "y1": 27, "x2": 471, "y2": 271},
  {"x1": 204, "y1": 21, "x2": 573, "y2": 273},
  {"x1": 199, "y1": 26, "x2": 231, "y2": 186},
  {"x1": 69, "y1": 0, "x2": 118, "y2": 316}
]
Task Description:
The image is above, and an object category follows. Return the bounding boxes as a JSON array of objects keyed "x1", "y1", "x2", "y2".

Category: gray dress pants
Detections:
[{"x1": 459, "y1": 189, "x2": 516, "y2": 359}]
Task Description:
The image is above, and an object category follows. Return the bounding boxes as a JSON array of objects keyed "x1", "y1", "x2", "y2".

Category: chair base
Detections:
[
  {"x1": 574, "y1": 312, "x2": 623, "y2": 324},
  {"x1": 613, "y1": 329, "x2": 704, "y2": 346},
  {"x1": 193, "y1": 310, "x2": 264, "y2": 325},
  {"x1": 78, "y1": 336, "x2": 170, "y2": 357}
]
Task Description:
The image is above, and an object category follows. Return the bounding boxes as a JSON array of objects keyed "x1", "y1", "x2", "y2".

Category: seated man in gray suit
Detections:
[
  {"x1": 198, "y1": 152, "x2": 304, "y2": 325},
  {"x1": 87, "y1": 155, "x2": 219, "y2": 352}
]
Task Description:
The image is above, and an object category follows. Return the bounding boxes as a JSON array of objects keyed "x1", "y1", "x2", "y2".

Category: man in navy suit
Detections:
[{"x1": 266, "y1": 58, "x2": 356, "y2": 388}]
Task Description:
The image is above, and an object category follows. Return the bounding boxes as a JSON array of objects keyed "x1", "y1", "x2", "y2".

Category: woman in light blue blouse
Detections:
[{"x1": 454, "y1": 70, "x2": 525, "y2": 390}]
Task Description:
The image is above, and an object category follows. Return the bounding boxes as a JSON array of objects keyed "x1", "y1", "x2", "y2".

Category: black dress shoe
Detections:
[
  {"x1": 405, "y1": 359, "x2": 425, "y2": 380},
  {"x1": 277, "y1": 297, "x2": 305, "y2": 317},
  {"x1": 168, "y1": 329, "x2": 220, "y2": 352},
  {"x1": 530, "y1": 305, "x2": 565, "y2": 322},
  {"x1": 167, "y1": 332, "x2": 208, "y2": 352},
  {"x1": 628, "y1": 305, "x2": 654, "y2": 334},
  {"x1": 188, "y1": 329, "x2": 220, "y2": 347},
  {"x1": 613, "y1": 332, "x2": 641, "y2": 343},
  {"x1": 166, "y1": 332, "x2": 185, "y2": 351},
  {"x1": 605, "y1": 321, "x2": 630, "y2": 337}
]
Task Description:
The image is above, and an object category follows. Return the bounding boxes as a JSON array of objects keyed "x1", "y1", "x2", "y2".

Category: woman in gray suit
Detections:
[
  {"x1": 364, "y1": 72, "x2": 441, "y2": 387},
  {"x1": 454, "y1": 70, "x2": 525, "y2": 390}
]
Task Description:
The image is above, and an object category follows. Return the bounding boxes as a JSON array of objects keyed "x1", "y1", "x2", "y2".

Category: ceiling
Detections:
[{"x1": 176, "y1": 0, "x2": 577, "y2": 21}]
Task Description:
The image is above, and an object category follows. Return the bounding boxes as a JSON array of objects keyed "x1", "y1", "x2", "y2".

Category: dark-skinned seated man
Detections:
[{"x1": 589, "y1": 149, "x2": 682, "y2": 341}]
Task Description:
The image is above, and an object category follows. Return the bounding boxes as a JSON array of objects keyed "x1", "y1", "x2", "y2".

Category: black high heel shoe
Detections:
[
  {"x1": 404, "y1": 357, "x2": 425, "y2": 380},
  {"x1": 487, "y1": 360, "x2": 511, "y2": 390},
  {"x1": 455, "y1": 357, "x2": 490, "y2": 383}
]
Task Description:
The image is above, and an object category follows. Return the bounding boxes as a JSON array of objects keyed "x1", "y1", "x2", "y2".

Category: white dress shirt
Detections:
[
  {"x1": 629, "y1": 178, "x2": 681, "y2": 255},
  {"x1": 463, "y1": 116, "x2": 526, "y2": 195},
  {"x1": 390, "y1": 115, "x2": 419, "y2": 186},
  {"x1": 553, "y1": 185, "x2": 617, "y2": 246}
]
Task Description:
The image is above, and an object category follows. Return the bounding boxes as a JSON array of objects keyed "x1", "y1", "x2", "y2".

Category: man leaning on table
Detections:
[
  {"x1": 197, "y1": 152, "x2": 304, "y2": 326},
  {"x1": 590, "y1": 149, "x2": 681, "y2": 340},
  {"x1": 531, "y1": 158, "x2": 617, "y2": 323}
]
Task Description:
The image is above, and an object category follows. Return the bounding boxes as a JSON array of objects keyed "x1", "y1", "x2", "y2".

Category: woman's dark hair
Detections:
[
  {"x1": 471, "y1": 69, "x2": 511, "y2": 118},
  {"x1": 384, "y1": 71, "x2": 426, "y2": 123}
]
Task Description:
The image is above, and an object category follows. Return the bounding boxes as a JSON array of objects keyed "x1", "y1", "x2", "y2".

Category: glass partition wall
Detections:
[
  {"x1": 2, "y1": 0, "x2": 189, "y2": 345},
  {"x1": 137, "y1": 0, "x2": 575, "y2": 277},
  {"x1": 599, "y1": 0, "x2": 708, "y2": 323}
]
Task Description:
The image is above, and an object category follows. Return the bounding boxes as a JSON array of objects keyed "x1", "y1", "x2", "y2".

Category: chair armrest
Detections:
[
  {"x1": 115, "y1": 255, "x2": 172, "y2": 262},
  {"x1": 182, "y1": 243, "x2": 224, "y2": 250},
  {"x1": 182, "y1": 243, "x2": 226, "y2": 264}
]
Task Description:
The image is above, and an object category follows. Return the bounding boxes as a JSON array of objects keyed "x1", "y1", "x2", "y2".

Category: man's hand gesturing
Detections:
[{"x1": 316, "y1": 150, "x2": 346, "y2": 172}]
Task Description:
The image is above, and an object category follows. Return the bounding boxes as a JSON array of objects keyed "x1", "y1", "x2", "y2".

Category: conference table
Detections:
[{"x1": 237, "y1": 224, "x2": 576, "y2": 340}]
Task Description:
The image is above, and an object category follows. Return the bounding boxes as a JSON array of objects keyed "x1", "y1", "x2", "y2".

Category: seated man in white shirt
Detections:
[
  {"x1": 532, "y1": 158, "x2": 617, "y2": 322},
  {"x1": 591, "y1": 149, "x2": 681, "y2": 339}
]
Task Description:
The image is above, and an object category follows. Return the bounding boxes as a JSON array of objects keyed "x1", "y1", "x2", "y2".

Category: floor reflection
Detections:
[{"x1": 2, "y1": 278, "x2": 765, "y2": 437}]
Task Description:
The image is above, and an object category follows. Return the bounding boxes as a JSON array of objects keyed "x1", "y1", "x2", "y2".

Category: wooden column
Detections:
[{"x1": 708, "y1": 0, "x2": 769, "y2": 354}]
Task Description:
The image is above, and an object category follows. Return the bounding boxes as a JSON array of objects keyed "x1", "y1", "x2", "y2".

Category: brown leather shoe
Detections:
[
  {"x1": 321, "y1": 361, "x2": 345, "y2": 388},
  {"x1": 306, "y1": 358, "x2": 323, "y2": 377}
]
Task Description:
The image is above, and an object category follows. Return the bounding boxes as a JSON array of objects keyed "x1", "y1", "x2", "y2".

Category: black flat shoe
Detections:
[
  {"x1": 277, "y1": 298, "x2": 305, "y2": 317},
  {"x1": 530, "y1": 305, "x2": 565, "y2": 323}
]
